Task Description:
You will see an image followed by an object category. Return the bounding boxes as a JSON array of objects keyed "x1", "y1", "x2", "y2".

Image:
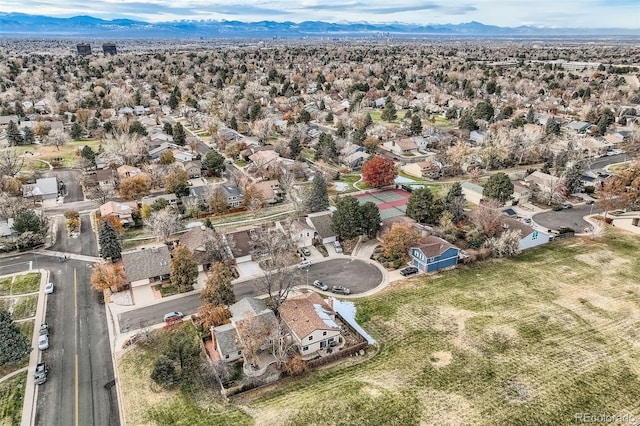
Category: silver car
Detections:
[{"x1": 38, "y1": 334, "x2": 49, "y2": 350}]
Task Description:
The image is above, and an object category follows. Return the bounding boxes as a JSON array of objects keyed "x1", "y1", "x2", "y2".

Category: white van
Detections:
[{"x1": 333, "y1": 241, "x2": 343, "y2": 253}]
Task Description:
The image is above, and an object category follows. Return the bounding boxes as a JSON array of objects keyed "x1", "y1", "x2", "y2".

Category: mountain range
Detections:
[{"x1": 0, "y1": 13, "x2": 637, "y2": 39}]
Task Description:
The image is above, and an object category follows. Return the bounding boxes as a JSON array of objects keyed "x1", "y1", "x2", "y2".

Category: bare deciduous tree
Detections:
[
  {"x1": 0, "y1": 148, "x2": 25, "y2": 177},
  {"x1": 145, "y1": 207, "x2": 182, "y2": 243}
]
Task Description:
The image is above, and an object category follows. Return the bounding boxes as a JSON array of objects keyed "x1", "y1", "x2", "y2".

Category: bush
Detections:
[
  {"x1": 283, "y1": 355, "x2": 308, "y2": 376},
  {"x1": 151, "y1": 355, "x2": 180, "y2": 388}
]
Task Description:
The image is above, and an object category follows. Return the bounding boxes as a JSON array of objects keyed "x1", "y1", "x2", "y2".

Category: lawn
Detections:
[
  {"x1": 117, "y1": 323, "x2": 252, "y2": 426},
  {"x1": 229, "y1": 229, "x2": 640, "y2": 425},
  {"x1": 369, "y1": 109, "x2": 408, "y2": 124},
  {"x1": 11, "y1": 295, "x2": 38, "y2": 320},
  {"x1": 23, "y1": 139, "x2": 101, "y2": 170},
  {"x1": 0, "y1": 371, "x2": 27, "y2": 426},
  {"x1": 431, "y1": 115, "x2": 454, "y2": 127},
  {"x1": 0, "y1": 273, "x2": 40, "y2": 296},
  {"x1": 11, "y1": 273, "x2": 41, "y2": 294}
]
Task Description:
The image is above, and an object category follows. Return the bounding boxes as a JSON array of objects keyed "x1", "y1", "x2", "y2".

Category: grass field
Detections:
[
  {"x1": 0, "y1": 273, "x2": 40, "y2": 296},
  {"x1": 0, "y1": 371, "x2": 27, "y2": 426},
  {"x1": 231, "y1": 230, "x2": 640, "y2": 425},
  {"x1": 23, "y1": 139, "x2": 101, "y2": 170},
  {"x1": 118, "y1": 230, "x2": 640, "y2": 425},
  {"x1": 369, "y1": 110, "x2": 408, "y2": 124}
]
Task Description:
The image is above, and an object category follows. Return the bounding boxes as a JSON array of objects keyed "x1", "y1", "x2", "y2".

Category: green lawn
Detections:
[
  {"x1": 369, "y1": 109, "x2": 408, "y2": 124},
  {"x1": 16, "y1": 320, "x2": 34, "y2": 344},
  {"x1": 0, "y1": 371, "x2": 27, "y2": 426},
  {"x1": 234, "y1": 230, "x2": 640, "y2": 425},
  {"x1": 431, "y1": 115, "x2": 453, "y2": 127},
  {"x1": 0, "y1": 277, "x2": 12, "y2": 296},
  {"x1": 12, "y1": 273, "x2": 41, "y2": 294},
  {"x1": 23, "y1": 139, "x2": 101, "y2": 170}
]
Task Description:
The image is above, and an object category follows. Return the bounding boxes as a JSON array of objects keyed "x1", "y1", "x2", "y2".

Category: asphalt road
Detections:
[
  {"x1": 588, "y1": 154, "x2": 629, "y2": 172},
  {"x1": 50, "y1": 214, "x2": 98, "y2": 257},
  {"x1": 0, "y1": 253, "x2": 118, "y2": 426},
  {"x1": 533, "y1": 204, "x2": 602, "y2": 232},
  {"x1": 118, "y1": 258, "x2": 382, "y2": 333}
]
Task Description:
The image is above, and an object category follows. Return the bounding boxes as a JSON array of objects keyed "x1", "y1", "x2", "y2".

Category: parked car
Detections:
[
  {"x1": 312, "y1": 280, "x2": 329, "y2": 291},
  {"x1": 297, "y1": 260, "x2": 311, "y2": 269},
  {"x1": 301, "y1": 247, "x2": 311, "y2": 257},
  {"x1": 585, "y1": 200, "x2": 595, "y2": 205},
  {"x1": 34, "y1": 363, "x2": 49, "y2": 385},
  {"x1": 44, "y1": 282, "x2": 54, "y2": 294},
  {"x1": 400, "y1": 266, "x2": 419, "y2": 276},
  {"x1": 333, "y1": 241, "x2": 343, "y2": 253},
  {"x1": 163, "y1": 311, "x2": 184, "y2": 322},
  {"x1": 331, "y1": 285, "x2": 351, "y2": 295},
  {"x1": 39, "y1": 323, "x2": 49, "y2": 336},
  {"x1": 38, "y1": 334, "x2": 49, "y2": 350},
  {"x1": 552, "y1": 205, "x2": 563, "y2": 211},
  {"x1": 563, "y1": 203, "x2": 573, "y2": 209}
]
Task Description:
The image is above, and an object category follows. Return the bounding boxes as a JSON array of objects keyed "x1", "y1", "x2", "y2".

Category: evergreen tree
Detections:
[
  {"x1": 483, "y1": 172, "x2": 514, "y2": 204},
  {"x1": 0, "y1": 309, "x2": 31, "y2": 366},
  {"x1": 6, "y1": 120, "x2": 23, "y2": 146},
  {"x1": 526, "y1": 107, "x2": 535, "y2": 123},
  {"x1": 151, "y1": 355, "x2": 179, "y2": 388},
  {"x1": 363, "y1": 113, "x2": 373, "y2": 128},
  {"x1": 458, "y1": 110, "x2": 478, "y2": 131},
  {"x1": 331, "y1": 196, "x2": 363, "y2": 240},
  {"x1": 381, "y1": 102, "x2": 397, "y2": 122},
  {"x1": 336, "y1": 121, "x2": 346, "y2": 137},
  {"x1": 81, "y1": 145, "x2": 96, "y2": 164},
  {"x1": 360, "y1": 201, "x2": 381, "y2": 238},
  {"x1": 168, "y1": 93, "x2": 179, "y2": 109},
  {"x1": 445, "y1": 182, "x2": 467, "y2": 222},
  {"x1": 409, "y1": 115, "x2": 422, "y2": 135},
  {"x1": 306, "y1": 173, "x2": 329, "y2": 212},
  {"x1": 315, "y1": 133, "x2": 337, "y2": 162},
  {"x1": 70, "y1": 122, "x2": 84, "y2": 140},
  {"x1": 163, "y1": 122, "x2": 173, "y2": 135},
  {"x1": 545, "y1": 118, "x2": 561, "y2": 136},
  {"x1": 22, "y1": 127, "x2": 35, "y2": 145},
  {"x1": 173, "y1": 122, "x2": 186, "y2": 146},
  {"x1": 298, "y1": 109, "x2": 311, "y2": 124},
  {"x1": 406, "y1": 187, "x2": 443, "y2": 224},
  {"x1": 99, "y1": 221, "x2": 122, "y2": 261},
  {"x1": 202, "y1": 150, "x2": 225, "y2": 176},
  {"x1": 230, "y1": 116, "x2": 238, "y2": 131},
  {"x1": 13, "y1": 208, "x2": 45, "y2": 234},
  {"x1": 325, "y1": 111, "x2": 334, "y2": 123},
  {"x1": 200, "y1": 262, "x2": 236, "y2": 306},
  {"x1": 288, "y1": 136, "x2": 302, "y2": 159}
]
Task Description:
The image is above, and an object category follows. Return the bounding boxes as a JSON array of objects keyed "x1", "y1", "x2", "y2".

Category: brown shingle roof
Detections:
[
  {"x1": 279, "y1": 293, "x2": 340, "y2": 341},
  {"x1": 413, "y1": 236, "x2": 457, "y2": 258}
]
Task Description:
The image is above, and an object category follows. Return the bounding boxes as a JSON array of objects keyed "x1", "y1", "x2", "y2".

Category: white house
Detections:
[
  {"x1": 279, "y1": 292, "x2": 342, "y2": 357},
  {"x1": 499, "y1": 217, "x2": 550, "y2": 250}
]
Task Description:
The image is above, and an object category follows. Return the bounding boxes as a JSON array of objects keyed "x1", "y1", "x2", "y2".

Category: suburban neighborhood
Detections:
[{"x1": 0, "y1": 27, "x2": 639, "y2": 426}]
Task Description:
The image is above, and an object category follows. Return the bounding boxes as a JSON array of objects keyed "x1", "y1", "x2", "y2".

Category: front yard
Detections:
[{"x1": 0, "y1": 372, "x2": 27, "y2": 426}]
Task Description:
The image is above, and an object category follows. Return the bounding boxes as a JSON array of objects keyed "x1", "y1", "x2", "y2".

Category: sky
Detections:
[{"x1": 0, "y1": 0, "x2": 638, "y2": 28}]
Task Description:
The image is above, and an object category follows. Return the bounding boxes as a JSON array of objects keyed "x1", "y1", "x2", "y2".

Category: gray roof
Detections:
[
  {"x1": 229, "y1": 297, "x2": 270, "y2": 320},
  {"x1": 213, "y1": 323, "x2": 240, "y2": 357},
  {"x1": 461, "y1": 181, "x2": 484, "y2": 194},
  {"x1": 222, "y1": 184, "x2": 242, "y2": 198},
  {"x1": 121, "y1": 245, "x2": 170, "y2": 283},
  {"x1": 308, "y1": 212, "x2": 334, "y2": 239}
]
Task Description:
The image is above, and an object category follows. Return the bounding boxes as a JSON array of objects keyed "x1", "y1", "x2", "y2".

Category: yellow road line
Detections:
[{"x1": 75, "y1": 354, "x2": 79, "y2": 426}]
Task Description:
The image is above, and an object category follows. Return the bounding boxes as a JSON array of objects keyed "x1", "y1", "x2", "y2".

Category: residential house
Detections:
[
  {"x1": 140, "y1": 193, "x2": 178, "y2": 206},
  {"x1": 512, "y1": 183, "x2": 531, "y2": 204},
  {"x1": 221, "y1": 184, "x2": 243, "y2": 208},
  {"x1": 410, "y1": 236, "x2": 460, "y2": 273},
  {"x1": 181, "y1": 161, "x2": 202, "y2": 178},
  {"x1": 279, "y1": 218, "x2": 315, "y2": 248},
  {"x1": 306, "y1": 212, "x2": 336, "y2": 244},
  {"x1": 85, "y1": 168, "x2": 118, "y2": 190},
  {"x1": 342, "y1": 151, "x2": 368, "y2": 169},
  {"x1": 567, "y1": 121, "x2": 591, "y2": 134},
  {"x1": 279, "y1": 292, "x2": 342, "y2": 357},
  {"x1": 253, "y1": 180, "x2": 282, "y2": 205},
  {"x1": 22, "y1": 177, "x2": 59, "y2": 201},
  {"x1": 461, "y1": 181, "x2": 485, "y2": 205},
  {"x1": 148, "y1": 142, "x2": 180, "y2": 160},
  {"x1": 172, "y1": 149, "x2": 194, "y2": 163},
  {"x1": 121, "y1": 245, "x2": 171, "y2": 288},
  {"x1": 0, "y1": 218, "x2": 15, "y2": 237},
  {"x1": 382, "y1": 138, "x2": 418, "y2": 156},
  {"x1": 498, "y1": 217, "x2": 550, "y2": 250},
  {"x1": 524, "y1": 171, "x2": 564, "y2": 196},
  {"x1": 116, "y1": 165, "x2": 142, "y2": 179},
  {"x1": 224, "y1": 229, "x2": 253, "y2": 264},
  {"x1": 608, "y1": 211, "x2": 640, "y2": 235},
  {"x1": 99, "y1": 201, "x2": 137, "y2": 226},
  {"x1": 403, "y1": 160, "x2": 441, "y2": 180},
  {"x1": 178, "y1": 226, "x2": 222, "y2": 271}
]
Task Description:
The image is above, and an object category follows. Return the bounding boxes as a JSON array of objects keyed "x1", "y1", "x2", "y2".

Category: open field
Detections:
[
  {"x1": 231, "y1": 230, "x2": 640, "y2": 425},
  {"x1": 369, "y1": 109, "x2": 408, "y2": 124},
  {"x1": 0, "y1": 371, "x2": 27, "y2": 426},
  {"x1": 22, "y1": 139, "x2": 101, "y2": 170},
  {"x1": 0, "y1": 273, "x2": 40, "y2": 296}
]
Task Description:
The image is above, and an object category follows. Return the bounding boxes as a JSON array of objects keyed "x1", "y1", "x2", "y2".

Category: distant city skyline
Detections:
[{"x1": 0, "y1": 1, "x2": 638, "y2": 28}]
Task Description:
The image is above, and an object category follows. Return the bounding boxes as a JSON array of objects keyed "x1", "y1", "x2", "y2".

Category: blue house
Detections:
[{"x1": 410, "y1": 236, "x2": 460, "y2": 273}]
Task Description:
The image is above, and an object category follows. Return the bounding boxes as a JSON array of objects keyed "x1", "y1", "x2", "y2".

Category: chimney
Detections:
[{"x1": 421, "y1": 229, "x2": 429, "y2": 238}]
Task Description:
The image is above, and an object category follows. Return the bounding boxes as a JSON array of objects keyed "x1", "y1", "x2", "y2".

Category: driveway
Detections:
[
  {"x1": 588, "y1": 154, "x2": 629, "y2": 172},
  {"x1": 43, "y1": 169, "x2": 84, "y2": 203},
  {"x1": 533, "y1": 204, "x2": 602, "y2": 232}
]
